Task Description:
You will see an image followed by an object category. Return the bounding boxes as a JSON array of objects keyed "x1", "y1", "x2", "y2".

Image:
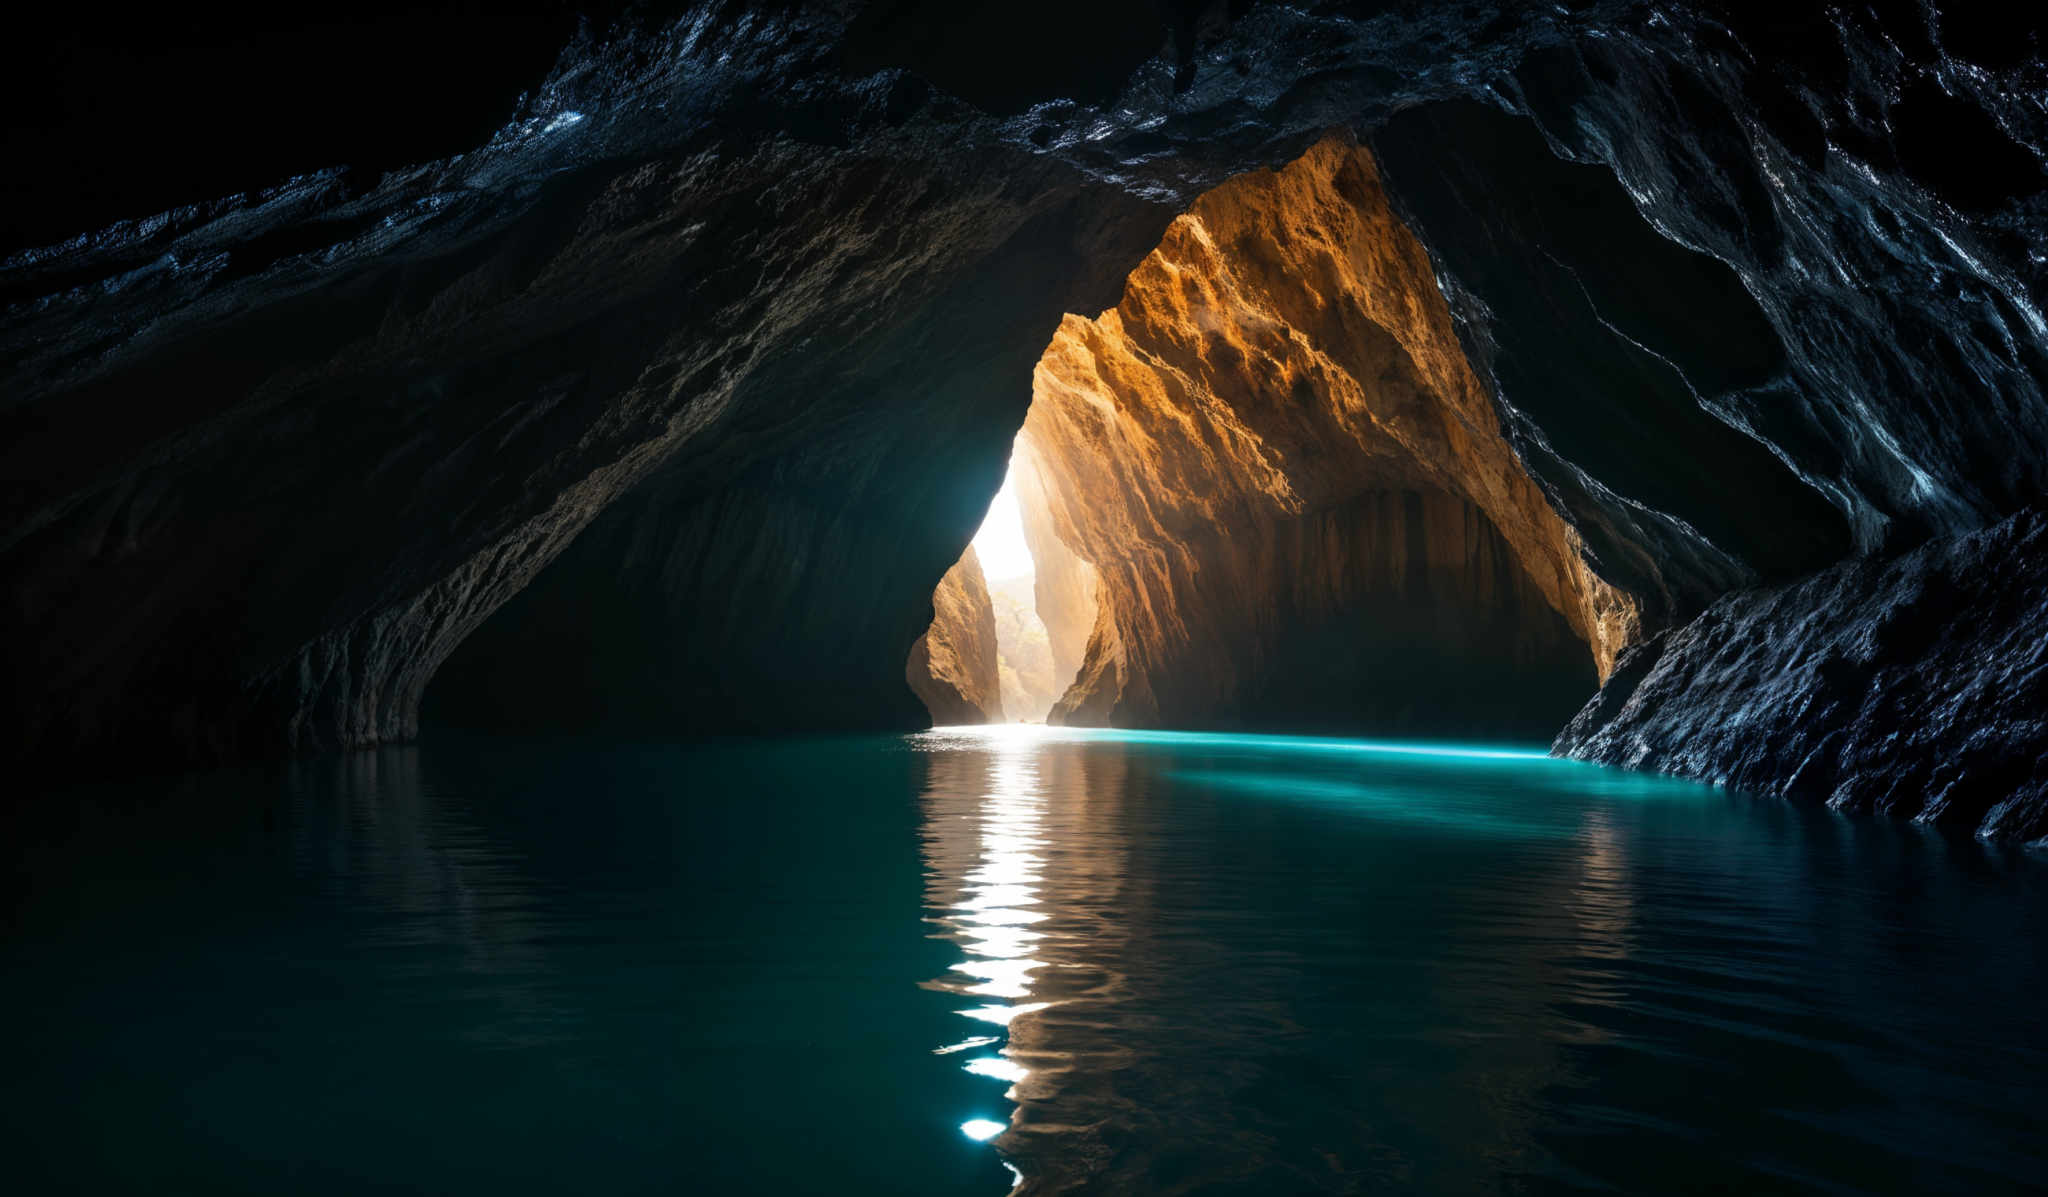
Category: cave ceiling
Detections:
[{"x1": 2, "y1": 1, "x2": 2044, "y2": 841}]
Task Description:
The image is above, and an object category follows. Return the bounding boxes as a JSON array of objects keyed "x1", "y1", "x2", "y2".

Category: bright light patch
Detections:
[
  {"x1": 960, "y1": 1118, "x2": 1007, "y2": 1142},
  {"x1": 964, "y1": 1056, "x2": 1030, "y2": 1083},
  {"x1": 958, "y1": 1002, "x2": 1050, "y2": 1026},
  {"x1": 960, "y1": 925, "x2": 1044, "y2": 957},
  {"x1": 965, "y1": 907, "x2": 1048, "y2": 927},
  {"x1": 956, "y1": 884, "x2": 1037, "y2": 911},
  {"x1": 970, "y1": 468, "x2": 1035, "y2": 582}
]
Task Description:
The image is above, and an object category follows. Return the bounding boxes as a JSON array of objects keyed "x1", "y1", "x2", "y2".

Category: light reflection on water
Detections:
[
  {"x1": 5, "y1": 729, "x2": 2045, "y2": 1195},
  {"x1": 922, "y1": 725, "x2": 1056, "y2": 1154},
  {"x1": 913, "y1": 725, "x2": 2048, "y2": 1195}
]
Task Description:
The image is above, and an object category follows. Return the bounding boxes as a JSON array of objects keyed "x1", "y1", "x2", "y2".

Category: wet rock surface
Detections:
[
  {"x1": 1556, "y1": 509, "x2": 2048, "y2": 845},
  {"x1": 3, "y1": 1, "x2": 2045, "y2": 834}
]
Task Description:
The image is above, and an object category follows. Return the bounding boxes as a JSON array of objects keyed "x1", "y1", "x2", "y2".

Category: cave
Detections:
[
  {"x1": 5, "y1": 2, "x2": 2048, "y2": 1193},
  {"x1": 905, "y1": 138, "x2": 1624, "y2": 738}
]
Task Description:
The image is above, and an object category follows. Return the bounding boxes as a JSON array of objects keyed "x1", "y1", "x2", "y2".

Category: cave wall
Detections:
[
  {"x1": 904, "y1": 546, "x2": 1004, "y2": 725},
  {"x1": 1345, "y1": 4, "x2": 2048, "y2": 837},
  {"x1": 1556, "y1": 508, "x2": 2048, "y2": 844},
  {"x1": 1373, "y1": 101, "x2": 1855, "y2": 622},
  {"x1": 418, "y1": 139, "x2": 1172, "y2": 737},
  {"x1": 1376, "y1": 14, "x2": 2048, "y2": 564},
  {"x1": 1011, "y1": 449, "x2": 1102, "y2": 702},
  {"x1": 1, "y1": 12, "x2": 1211, "y2": 768},
  {"x1": 1022, "y1": 138, "x2": 1632, "y2": 737},
  {"x1": 3, "y1": 1, "x2": 2045, "y2": 836}
]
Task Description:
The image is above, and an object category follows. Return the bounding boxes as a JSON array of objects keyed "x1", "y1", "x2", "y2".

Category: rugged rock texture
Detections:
[
  {"x1": 1374, "y1": 101, "x2": 1856, "y2": 620},
  {"x1": 1012, "y1": 451, "x2": 1101, "y2": 701},
  {"x1": 1377, "y1": 20, "x2": 2047, "y2": 565},
  {"x1": 2, "y1": 1, "x2": 2045, "y2": 834},
  {"x1": 1025, "y1": 138, "x2": 1633, "y2": 736},
  {"x1": 1557, "y1": 510, "x2": 2048, "y2": 845},
  {"x1": 3, "y1": 14, "x2": 1186, "y2": 762},
  {"x1": 905, "y1": 546, "x2": 1003, "y2": 725}
]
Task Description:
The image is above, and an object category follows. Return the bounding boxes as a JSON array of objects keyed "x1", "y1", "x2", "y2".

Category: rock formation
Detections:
[
  {"x1": 1011, "y1": 452, "x2": 1101, "y2": 704},
  {"x1": 2, "y1": 2, "x2": 2045, "y2": 839},
  {"x1": 1556, "y1": 509, "x2": 2048, "y2": 844},
  {"x1": 906, "y1": 546, "x2": 1003, "y2": 725},
  {"x1": 1022, "y1": 138, "x2": 1635, "y2": 737}
]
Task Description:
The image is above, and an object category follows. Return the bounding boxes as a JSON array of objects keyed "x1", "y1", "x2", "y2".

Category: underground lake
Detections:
[
  {"x1": 9, "y1": 2, "x2": 2048, "y2": 1192},
  {"x1": 4, "y1": 728, "x2": 2042, "y2": 1194}
]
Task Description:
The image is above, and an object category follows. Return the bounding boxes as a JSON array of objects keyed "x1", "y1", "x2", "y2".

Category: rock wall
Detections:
[
  {"x1": 906, "y1": 546, "x2": 1004, "y2": 725},
  {"x1": 1011, "y1": 449, "x2": 1101, "y2": 702},
  {"x1": 1, "y1": 18, "x2": 1192, "y2": 765},
  {"x1": 1023, "y1": 138, "x2": 1633, "y2": 736},
  {"x1": 2, "y1": 1, "x2": 2045, "y2": 836},
  {"x1": 1556, "y1": 510, "x2": 2048, "y2": 844}
]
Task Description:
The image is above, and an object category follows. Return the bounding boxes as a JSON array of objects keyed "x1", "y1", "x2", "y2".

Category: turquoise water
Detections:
[{"x1": 3, "y1": 727, "x2": 2044, "y2": 1193}]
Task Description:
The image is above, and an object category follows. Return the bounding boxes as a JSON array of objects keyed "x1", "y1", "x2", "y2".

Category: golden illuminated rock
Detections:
[
  {"x1": 906, "y1": 545, "x2": 1005, "y2": 724},
  {"x1": 1022, "y1": 136, "x2": 1638, "y2": 732},
  {"x1": 1010, "y1": 447, "x2": 1103, "y2": 703}
]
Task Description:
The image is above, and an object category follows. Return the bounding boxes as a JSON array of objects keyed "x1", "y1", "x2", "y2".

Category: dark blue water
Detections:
[{"x1": 4, "y1": 728, "x2": 2044, "y2": 1194}]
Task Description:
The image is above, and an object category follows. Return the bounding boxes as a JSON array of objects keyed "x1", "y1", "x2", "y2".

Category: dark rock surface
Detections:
[
  {"x1": 3, "y1": 1, "x2": 2045, "y2": 836},
  {"x1": 1557, "y1": 510, "x2": 2048, "y2": 845},
  {"x1": 1379, "y1": 6, "x2": 2048, "y2": 572}
]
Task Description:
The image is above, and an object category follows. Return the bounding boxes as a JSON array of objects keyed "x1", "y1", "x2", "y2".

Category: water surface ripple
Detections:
[{"x1": 3, "y1": 728, "x2": 2043, "y2": 1194}]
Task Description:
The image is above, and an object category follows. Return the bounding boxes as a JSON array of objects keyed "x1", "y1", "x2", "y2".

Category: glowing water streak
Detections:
[{"x1": 925, "y1": 723, "x2": 1056, "y2": 1166}]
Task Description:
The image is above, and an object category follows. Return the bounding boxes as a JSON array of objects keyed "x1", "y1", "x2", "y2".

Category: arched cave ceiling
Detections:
[{"x1": 1, "y1": 1, "x2": 2044, "y2": 836}]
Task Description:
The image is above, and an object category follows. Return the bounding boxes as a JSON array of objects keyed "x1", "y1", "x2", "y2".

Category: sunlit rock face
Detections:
[
  {"x1": 1024, "y1": 139, "x2": 1634, "y2": 736},
  {"x1": 1, "y1": 1, "x2": 2043, "y2": 833},
  {"x1": 1556, "y1": 510, "x2": 2048, "y2": 844},
  {"x1": 907, "y1": 547, "x2": 1004, "y2": 725},
  {"x1": 1011, "y1": 453, "x2": 1101, "y2": 707}
]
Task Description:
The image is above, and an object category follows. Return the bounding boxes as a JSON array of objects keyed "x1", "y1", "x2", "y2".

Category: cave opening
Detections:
[
  {"x1": 907, "y1": 439, "x2": 1099, "y2": 726},
  {"x1": 906, "y1": 135, "x2": 1635, "y2": 740}
]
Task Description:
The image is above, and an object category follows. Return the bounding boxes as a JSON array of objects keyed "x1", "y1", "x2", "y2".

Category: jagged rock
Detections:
[
  {"x1": 1, "y1": 2, "x2": 2044, "y2": 836},
  {"x1": 1012, "y1": 454, "x2": 1101, "y2": 703},
  {"x1": 906, "y1": 546, "x2": 1003, "y2": 725},
  {"x1": 1556, "y1": 509, "x2": 2048, "y2": 845},
  {"x1": 1024, "y1": 138, "x2": 1633, "y2": 736}
]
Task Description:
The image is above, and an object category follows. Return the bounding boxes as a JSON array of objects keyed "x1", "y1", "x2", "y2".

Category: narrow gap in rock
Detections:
[
  {"x1": 910, "y1": 135, "x2": 1634, "y2": 737},
  {"x1": 908, "y1": 435, "x2": 1098, "y2": 725}
]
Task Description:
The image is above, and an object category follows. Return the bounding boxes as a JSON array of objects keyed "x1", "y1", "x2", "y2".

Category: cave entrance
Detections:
[
  {"x1": 907, "y1": 436, "x2": 1100, "y2": 726},
  {"x1": 909, "y1": 133, "x2": 1633, "y2": 739},
  {"x1": 969, "y1": 461, "x2": 1057, "y2": 721}
]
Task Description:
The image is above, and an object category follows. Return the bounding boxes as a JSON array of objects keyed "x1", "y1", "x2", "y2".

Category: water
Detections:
[{"x1": 4, "y1": 727, "x2": 2044, "y2": 1194}]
